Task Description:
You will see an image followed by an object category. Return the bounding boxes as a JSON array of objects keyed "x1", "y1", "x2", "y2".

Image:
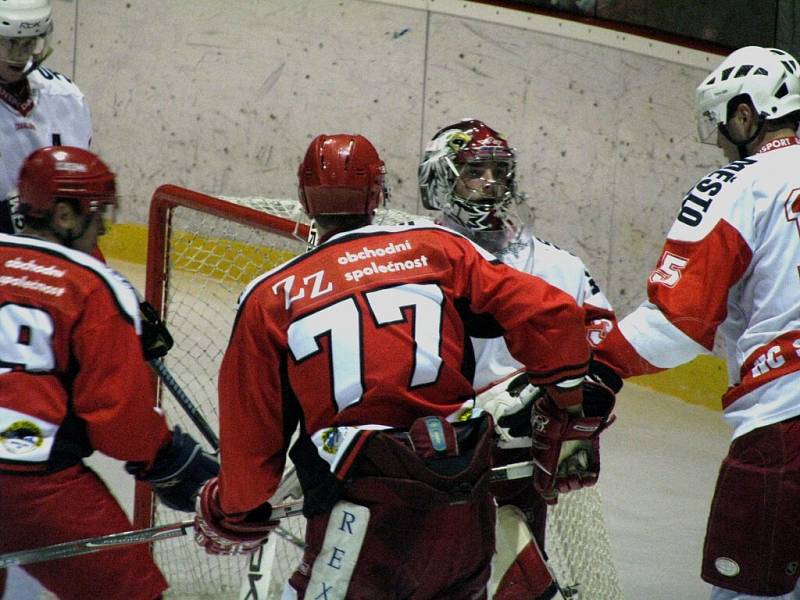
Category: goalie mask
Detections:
[
  {"x1": 0, "y1": 0, "x2": 53, "y2": 83},
  {"x1": 696, "y1": 46, "x2": 800, "y2": 153},
  {"x1": 418, "y1": 119, "x2": 520, "y2": 244}
]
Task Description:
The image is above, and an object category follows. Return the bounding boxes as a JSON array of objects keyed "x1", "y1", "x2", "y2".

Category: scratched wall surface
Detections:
[{"x1": 53, "y1": 0, "x2": 724, "y2": 315}]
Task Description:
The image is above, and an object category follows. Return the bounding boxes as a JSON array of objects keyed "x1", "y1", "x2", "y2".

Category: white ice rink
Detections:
[{"x1": 3, "y1": 260, "x2": 732, "y2": 600}]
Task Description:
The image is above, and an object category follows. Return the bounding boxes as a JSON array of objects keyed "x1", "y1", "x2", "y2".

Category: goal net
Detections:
[{"x1": 138, "y1": 184, "x2": 624, "y2": 600}]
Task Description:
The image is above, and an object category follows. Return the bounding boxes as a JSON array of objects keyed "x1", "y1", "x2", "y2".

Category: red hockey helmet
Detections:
[
  {"x1": 17, "y1": 146, "x2": 116, "y2": 219},
  {"x1": 297, "y1": 134, "x2": 386, "y2": 218},
  {"x1": 437, "y1": 119, "x2": 515, "y2": 165}
]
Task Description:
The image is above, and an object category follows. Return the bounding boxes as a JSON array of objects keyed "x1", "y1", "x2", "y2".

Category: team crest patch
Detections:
[
  {"x1": 714, "y1": 557, "x2": 741, "y2": 577},
  {"x1": 1, "y1": 420, "x2": 44, "y2": 455},
  {"x1": 321, "y1": 428, "x2": 342, "y2": 455}
]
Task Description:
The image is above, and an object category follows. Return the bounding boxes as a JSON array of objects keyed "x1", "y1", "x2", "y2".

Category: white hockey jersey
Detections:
[
  {"x1": 461, "y1": 223, "x2": 616, "y2": 391},
  {"x1": 595, "y1": 136, "x2": 800, "y2": 439},
  {"x1": 0, "y1": 67, "x2": 92, "y2": 199}
]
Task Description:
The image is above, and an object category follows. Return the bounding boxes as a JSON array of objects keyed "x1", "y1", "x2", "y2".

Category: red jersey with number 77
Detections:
[{"x1": 217, "y1": 223, "x2": 590, "y2": 514}]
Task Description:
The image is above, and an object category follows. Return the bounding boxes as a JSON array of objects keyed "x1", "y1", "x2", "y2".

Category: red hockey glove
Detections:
[
  {"x1": 531, "y1": 377, "x2": 616, "y2": 504},
  {"x1": 194, "y1": 477, "x2": 278, "y2": 555}
]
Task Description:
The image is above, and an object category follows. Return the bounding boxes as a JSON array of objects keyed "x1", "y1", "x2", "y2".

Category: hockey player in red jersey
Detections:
[
  {"x1": 0, "y1": 147, "x2": 218, "y2": 600},
  {"x1": 593, "y1": 46, "x2": 800, "y2": 600},
  {"x1": 192, "y1": 133, "x2": 607, "y2": 599},
  {"x1": 419, "y1": 119, "x2": 620, "y2": 599}
]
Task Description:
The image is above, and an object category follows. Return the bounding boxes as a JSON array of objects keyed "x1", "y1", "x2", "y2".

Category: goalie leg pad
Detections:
[
  {"x1": 304, "y1": 501, "x2": 370, "y2": 600},
  {"x1": 702, "y1": 418, "x2": 800, "y2": 596},
  {"x1": 491, "y1": 505, "x2": 558, "y2": 600},
  {"x1": 289, "y1": 494, "x2": 495, "y2": 599}
]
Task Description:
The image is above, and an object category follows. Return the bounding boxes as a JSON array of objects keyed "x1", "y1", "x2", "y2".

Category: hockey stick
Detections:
[
  {"x1": 0, "y1": 461, "x2": 537, "y2": 569},
  {"x1": 0, "y1": 499, "x2": 304, "y2": 569},
  {"x1": 149, "y1": 359, "x2": 306, "y2": 557},
  {"x1": 149, "y1": 358, "x2": 220, "y2": 451}
]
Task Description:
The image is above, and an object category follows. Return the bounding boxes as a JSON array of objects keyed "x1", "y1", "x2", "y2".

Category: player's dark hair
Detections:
[{"x1": 21, "y1": 197, "x2": 81, "y2": 230}]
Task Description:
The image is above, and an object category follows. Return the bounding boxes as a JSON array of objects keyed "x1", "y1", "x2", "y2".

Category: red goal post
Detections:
[{"x1": 137, "y1": 184, "x2": 625, "y2": 600}]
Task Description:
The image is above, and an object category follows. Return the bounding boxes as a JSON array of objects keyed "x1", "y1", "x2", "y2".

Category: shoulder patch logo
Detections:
[{"x1": 0, "y1": 420, "x2": 44, "y2": 455}]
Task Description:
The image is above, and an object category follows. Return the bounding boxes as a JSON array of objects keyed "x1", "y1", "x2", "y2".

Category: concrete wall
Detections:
[{"x1": 49, "y1": 0, "x2": 725, "y2": 317}]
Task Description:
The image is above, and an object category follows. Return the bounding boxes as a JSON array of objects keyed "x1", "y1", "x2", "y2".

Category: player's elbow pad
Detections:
[{"x1": 125, "y1": 426, "x2": 219, "y2": 512}]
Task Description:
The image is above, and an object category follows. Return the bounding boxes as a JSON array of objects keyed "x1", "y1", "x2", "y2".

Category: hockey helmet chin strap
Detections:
[
  {"x1": 21, "y1": 47, "x2": 53, "y2": 77},
  {"x1": 719, "y1": 113, "x2": 767, "y2": 160}
]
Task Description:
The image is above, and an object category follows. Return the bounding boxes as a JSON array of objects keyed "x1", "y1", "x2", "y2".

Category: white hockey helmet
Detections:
[
  {"x1": 696, "y1": 46, "x2": 800, "y2": 144},
  {"x1": 0, "y1": 0, "x2": 52, "y2": 70}
]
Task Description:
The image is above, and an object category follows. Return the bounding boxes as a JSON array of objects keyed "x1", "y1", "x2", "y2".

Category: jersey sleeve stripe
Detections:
[{"x1": 619, "y1": 301, "x2": 710, "y2": 368}]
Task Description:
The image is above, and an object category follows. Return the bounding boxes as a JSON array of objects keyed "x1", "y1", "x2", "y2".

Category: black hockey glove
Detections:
[
  {"x1": 126, "y1": 426, "x2": 219, "y2": 512},
  {"x1": 139, "y1": 300, "x2": 174, "y2": 360}
]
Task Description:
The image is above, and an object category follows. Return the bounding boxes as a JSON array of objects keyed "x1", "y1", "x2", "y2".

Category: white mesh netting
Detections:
[{"x1": 146, "y1": 190, "x2": 623, "y2": 599}]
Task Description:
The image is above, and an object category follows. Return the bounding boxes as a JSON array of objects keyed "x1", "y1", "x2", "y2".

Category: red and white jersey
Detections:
[
  {"x1": 0, "y1": 234, "x2": 170, "y2": 473},
  {"x1": 217, "y1": 223, "x2": 590, "y2": 513},
  {"x1": 594, "y1": 137, "x2": 800, "y2": 439},
  {"x1": 470, "y1": 226, "x2": 617, "y2": 390},
  {"x1": 0, "y1": 67, "x2": 92, "y2": 199}
]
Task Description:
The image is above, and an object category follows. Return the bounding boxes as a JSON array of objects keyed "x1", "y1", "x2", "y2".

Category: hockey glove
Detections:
[
  {"x1": 531, "y1": 377, "x2": 616, "y2": 504},
  {"x1": 139, "y1": 300, "x2": 174, "y2": 360},
  {"x1": 194, "y1": 477, "x2": 278, "y2": 555},
  {"x1": 0, "y1": 190, "x2": 24, "y2": 234},
  {"x1": 126, "y1": 426, "x2": 219, "y2": 512},
  {"x1": 478, "y1": 373, "x2": 544, "y2": 449}
]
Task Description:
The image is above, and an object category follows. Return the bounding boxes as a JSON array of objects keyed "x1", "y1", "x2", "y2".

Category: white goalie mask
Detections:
[
  {"x1": 695, "y1": 46, "x2": 800, "y2": 145},
  {"x1": 418, "y1": 119, "x2": 521, "y2": 247},
  {"x1": 0, "y1": 0, "x2": 53, "y2": 79}
]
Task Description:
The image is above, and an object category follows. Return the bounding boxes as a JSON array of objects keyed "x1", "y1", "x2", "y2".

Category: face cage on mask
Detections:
[{"x1": 441, "y1": 156, "x2": 517, "y2": 232}]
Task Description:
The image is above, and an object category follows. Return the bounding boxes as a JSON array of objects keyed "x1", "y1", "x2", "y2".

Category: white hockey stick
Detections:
[{"x1": 0, "y1": 499, "x2": 304, "y2": 569}]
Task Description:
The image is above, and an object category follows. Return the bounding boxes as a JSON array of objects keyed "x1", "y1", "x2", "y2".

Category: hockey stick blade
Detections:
[{"x1": 0, "y1": 499, "x2": 304, "y2": 568}]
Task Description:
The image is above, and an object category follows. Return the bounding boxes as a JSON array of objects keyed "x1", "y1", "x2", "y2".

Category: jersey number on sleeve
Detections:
[
  {"x1": 649, "y1": 251, "x2": 689, "y2": 287},
  {"x1": 0, "y1": 304, "x2": 55, "y2": 374},
  {"x1": 287, "y1": 283, "x2": 444, "y2": 412}
]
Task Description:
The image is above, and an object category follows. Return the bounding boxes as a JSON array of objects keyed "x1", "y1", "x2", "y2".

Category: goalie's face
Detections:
[
  {"x1": 453, "y1": 160, "x2": 513, "y2": 205},
  {"x1": 445, "y1": 159, "x2": 515, "y2": 233}
]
